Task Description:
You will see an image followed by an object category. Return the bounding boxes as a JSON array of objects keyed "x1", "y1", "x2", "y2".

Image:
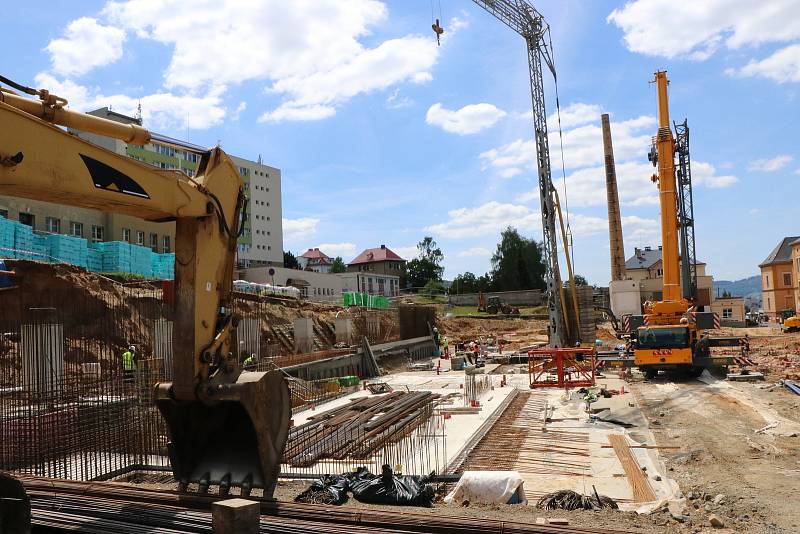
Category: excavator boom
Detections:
[{"x1": 0, "y1": 83, "x2": 289, "y2": 496}]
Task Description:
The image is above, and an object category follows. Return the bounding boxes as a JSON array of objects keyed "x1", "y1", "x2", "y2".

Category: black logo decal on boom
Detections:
[{"x1": 80, "y1": 154, "x2": 150, "y2": 199}]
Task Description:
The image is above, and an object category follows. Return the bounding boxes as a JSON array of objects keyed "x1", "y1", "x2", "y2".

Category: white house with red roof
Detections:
[
  {"x1": 298, "y1": 247, "x2": 333, "y2": 273},
  {"x1": 341, "y1": 245, "x2": 406, "y2": 296}
]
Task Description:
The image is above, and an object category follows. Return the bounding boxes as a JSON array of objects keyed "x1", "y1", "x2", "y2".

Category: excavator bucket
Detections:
[{"x1": 155, "y1": 370, "x2": 290, "y2": 497}]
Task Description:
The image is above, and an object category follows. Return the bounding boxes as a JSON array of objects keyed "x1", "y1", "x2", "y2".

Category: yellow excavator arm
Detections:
[{"x1": 0, "y1": 82, "x2": 289, "y2": 496}]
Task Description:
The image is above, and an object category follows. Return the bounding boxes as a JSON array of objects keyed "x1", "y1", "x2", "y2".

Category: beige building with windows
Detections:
[
  {"x1": 710, "y1": 296, "x2": 746, "y2": 327},
  {"x1": 625, "y1": 246, "x2": 714, "y2": 307},
  {"x1": 0, "y1": 107, "x2": 282, "y2": 265},
  {"x1": 760, "y1": 236, "x2": 799, "y2": 321}
]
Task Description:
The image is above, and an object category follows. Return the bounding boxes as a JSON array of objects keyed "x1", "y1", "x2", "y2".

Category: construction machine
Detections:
[
  {"x1": 783, "y1": 314, "x2": 800, "y2": 333},
  {"x1": 632, "y1": 72, "x2": 729, "y2": 378},
  {"x1": 0, "y1": 78, "x2": 290, "y2": 496},
  {"x1": 485, "y1": 296, "x2": 520, "y2": 315}
]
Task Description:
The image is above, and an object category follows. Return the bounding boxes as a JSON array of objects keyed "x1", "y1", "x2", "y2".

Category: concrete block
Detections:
[
  {"x1": 211, "y1": 498, "x2": 260, "y2": 534},
  {"x1": 334, "y1": 317, "x2": 352, "y2": 344},
  {"x1": 293, "y1": 317, "x2": 314, "y2": 353}
]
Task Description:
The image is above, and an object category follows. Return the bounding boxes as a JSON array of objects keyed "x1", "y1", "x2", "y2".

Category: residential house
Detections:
[
  {"x1": 298, "y1": 248, "x2": 333, "y2": 273},
  {"x1": 625, "y1": 246, "x2": 714, "y2": 307},
  {"x1": 345, "y1": 245, "x2": 406, "y2": 297},
  {"x1": 760, "y1": 236, "x2": 799, "y2": 321},
  {"x1": 710, "y1": 296, "x2": 746, "y2": 327},
  {"x1": 792, "y1": 239, "x2": 800, "y2": 314}
]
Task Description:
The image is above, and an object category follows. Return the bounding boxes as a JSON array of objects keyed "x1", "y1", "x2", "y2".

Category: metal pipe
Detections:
[{"x1": 0, "y1": 89, "x2": 151, "y2": 145}]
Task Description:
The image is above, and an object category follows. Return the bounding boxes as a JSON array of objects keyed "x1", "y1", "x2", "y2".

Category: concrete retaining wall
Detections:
[{"x1": 448, "y1": 290, "x2": 544, "y2": 307}]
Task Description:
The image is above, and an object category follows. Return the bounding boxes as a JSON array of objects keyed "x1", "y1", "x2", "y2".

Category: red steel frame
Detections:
[{"x1": 528, "y1": 347, "x2": 596, "y2": 389}]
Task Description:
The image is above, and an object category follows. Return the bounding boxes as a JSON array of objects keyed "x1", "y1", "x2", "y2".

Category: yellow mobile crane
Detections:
[
  {"x1": 633, "y1": 72, "x2": 731, "y2": 378},
  {"x1": 0, "y1": 77, "x2": 290, "y2": 496}
]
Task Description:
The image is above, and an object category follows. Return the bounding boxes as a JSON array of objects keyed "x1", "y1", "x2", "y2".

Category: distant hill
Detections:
[{"x1": 713, "y1": 275, "x2": 761, "y2": 308}]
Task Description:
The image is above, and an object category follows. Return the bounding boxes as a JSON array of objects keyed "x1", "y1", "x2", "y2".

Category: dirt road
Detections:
[{"x1": 631, "y1": 375, "x2": 800, "y2": 533}]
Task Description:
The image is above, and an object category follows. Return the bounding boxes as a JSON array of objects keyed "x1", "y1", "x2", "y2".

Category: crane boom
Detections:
[
  {"x1": 652, "y1": 71, "x2": 681, "y2": 302},
  {"x1": 471, "y1": 0, "x2": 574, "y2": 347}
]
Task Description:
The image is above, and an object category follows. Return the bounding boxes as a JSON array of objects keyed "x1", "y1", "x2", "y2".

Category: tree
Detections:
[
  {"x1": 490, "y1": 227, "x2": 546, "y2": 292},
  {"x1": 406, "y1": 236, "x2": 445, "y2": 289},
  {"x1": 421, "y1": 279, "x2": 444, "y2": 300},
  {"x1": 283, "y1": 250, "x2": 299, "y2": 269},
  {"x1": 451, "y1": 272, "x2": 478, "y2": 294},
  {"x1": 573, "y1": 274, "x2": 588, "y2": 286},
  {"x1": 331, "y1": 256, "x2": 346, "y2": 273}
]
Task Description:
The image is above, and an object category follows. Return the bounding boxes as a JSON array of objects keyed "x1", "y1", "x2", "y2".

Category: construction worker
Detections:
[
  {"x1": 740, "y1": 334, "x2": 751, "y2": 357},
  {"x1": 442, "y1": 336, "x2": 450, "y2": 359},
  {"x1": 122, "y1": 345, "x2": 137, "y2": 382}
]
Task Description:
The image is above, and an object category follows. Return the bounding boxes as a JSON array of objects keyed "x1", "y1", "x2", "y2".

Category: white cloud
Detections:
[
  {"x1": 316, "y1": 242, "x2": 357, "y2": 258},
  {"x1": 46, "y1": 17, "x2": 125, "y2": 77},
  {"x1": 608, "y1": 1, "x2": 800, "y2": 84},
  {"x1": 283, "y1": 217, "x2": 320, "y2": 241},
  {"x1": 795, "y1": 168, "x2": 800, "y2": 176},
  {"x1": 691, "y1": 161, "x2": 738, "y2": 188},
  {"x1": 734, "y1": 44, "x2": 800, "y2": 83},
  {"x1": 262, "y1": 35, "x2": 437, "y2": 121},
  {"x1": 748, "y1": 155, "x2": 794, "y2": 172},
  {"x1": 393, "y1": 245, "x2": 420, "y2": 261},
  {"x1": 547, "y1": 102, "x2": 603, "y2": 130},
  {"x1": 385, "y1": 88, "x2": 412, "y2": 109},
  {"x1": 259, "y1": 104, "x2": 336, "y2": 123},
  {"x1": 621, "y1": 215, "x2": 660, "y2": 244},
  {"x1": 34, "y1": 73, "x2": 226, "y2": 131},
  {"x1": 458, "y1": 247, "x2": 492, "y2": 258},
  {"x1": 425, "y1": 102, "x2": 506, "y2": 135},
  {"x1": 749, "y1": 208, "x2": 761, "y2": 216},
  {"x1": 425, "y1": 201, "x2": 540, "y2": 239},
  {"x1": 40, "y1": 0, "x2": 440, "y2": 125},
  {"x1": 480, "y1": 112, "x2": 656, "y2": 179},
  {"x1": 608, "y1": 0, "x2": 800, "y2": 60}
]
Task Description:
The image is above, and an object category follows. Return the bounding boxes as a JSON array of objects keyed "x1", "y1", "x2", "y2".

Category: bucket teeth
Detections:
[{"x1": 154, "y1": 370, "x2": 290, "y2": 496}]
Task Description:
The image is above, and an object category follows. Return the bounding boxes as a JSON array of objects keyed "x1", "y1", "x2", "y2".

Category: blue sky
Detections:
[{"x1": 3, "y1": 0, "x2": 798, "y2": 283}]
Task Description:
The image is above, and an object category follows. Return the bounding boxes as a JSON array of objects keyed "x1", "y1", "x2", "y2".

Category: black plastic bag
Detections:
[
  {"x1": 295, "y1": 474, "x2": 350, "y2": 505},
  {"x1": 350, "y1": 464, "x2": 435, "y2": 507}
]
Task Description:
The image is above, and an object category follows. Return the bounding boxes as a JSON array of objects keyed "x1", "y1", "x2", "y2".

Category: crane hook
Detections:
[{"x1": 432, "y1": 18, "x2": 444, "y2": 46}]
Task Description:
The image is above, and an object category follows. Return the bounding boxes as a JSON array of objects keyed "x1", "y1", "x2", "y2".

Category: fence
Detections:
[{"x1": 447, "y1": 289, "x2": 544, "y2": 307}]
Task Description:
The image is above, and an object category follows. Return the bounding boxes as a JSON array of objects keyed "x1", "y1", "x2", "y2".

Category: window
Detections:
[
  {"x1": 19, "y1": 212, "x2": 34, "y2": 227},
  {"x1": 765, "y1": 274, "x2": 770, "y2": 288},
  {"x1": 149, "y1": 233, "x2": 158, "y2": 251},
  {"x1": 45, "y1": 217, "x2": 61, "y2": 233},
  {"x1": 656, "y1": 268, "x2": 663, "y2": 277},
  {"x1": 91, "y1": 225, "x2": 104, "y2": 242},
  {"x1": 637, "y1": 327, "x2": 689, "y2": 349},
  {"x1": 69, "y1": 221, "x2": 83, "y2": 237},
  {"x1": 783, "y1": 273, "x2": 792, "y2": 287},
  {"x1": 239, "y1": 166, "x2": 248, "y2": 176},
  {"x1": 136, "y1": 231, "x2": 145, "y2": 246},
  {"x1": 723, "y1": 308, "x2": 733, "y2": 319},
  {"x1": 122, "y1": 228, "x2": 131, "y2": 242}
]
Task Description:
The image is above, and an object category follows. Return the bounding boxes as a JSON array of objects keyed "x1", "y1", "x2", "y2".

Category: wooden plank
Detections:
[{"x1": 608, "y1": 434, "x2": 656, "y2": 502}]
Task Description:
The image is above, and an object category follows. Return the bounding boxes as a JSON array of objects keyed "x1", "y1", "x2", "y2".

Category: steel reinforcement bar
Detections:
[{"x1": 20, "y1": 476, "x2": 638, "y2": 534}]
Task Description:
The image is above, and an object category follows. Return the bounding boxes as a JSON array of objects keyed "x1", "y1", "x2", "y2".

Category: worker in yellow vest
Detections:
[{"x1": 122, "y1": 345, "x2": 137, "y2": 382}]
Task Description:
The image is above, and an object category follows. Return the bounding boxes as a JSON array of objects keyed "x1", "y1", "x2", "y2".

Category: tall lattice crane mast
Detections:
[{"x1": 471, "y1": 0, "x2": 572, "y2": 347}]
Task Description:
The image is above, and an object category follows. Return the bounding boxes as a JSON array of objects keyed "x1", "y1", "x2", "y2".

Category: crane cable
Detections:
[{"x1": 548, "y1": 30, "x2": 575, "y2": 271}]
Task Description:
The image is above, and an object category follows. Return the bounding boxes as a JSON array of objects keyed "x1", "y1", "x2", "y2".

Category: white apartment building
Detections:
[{"x1": 0, "y1": 107, "x2": 283, "y2": 266}]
